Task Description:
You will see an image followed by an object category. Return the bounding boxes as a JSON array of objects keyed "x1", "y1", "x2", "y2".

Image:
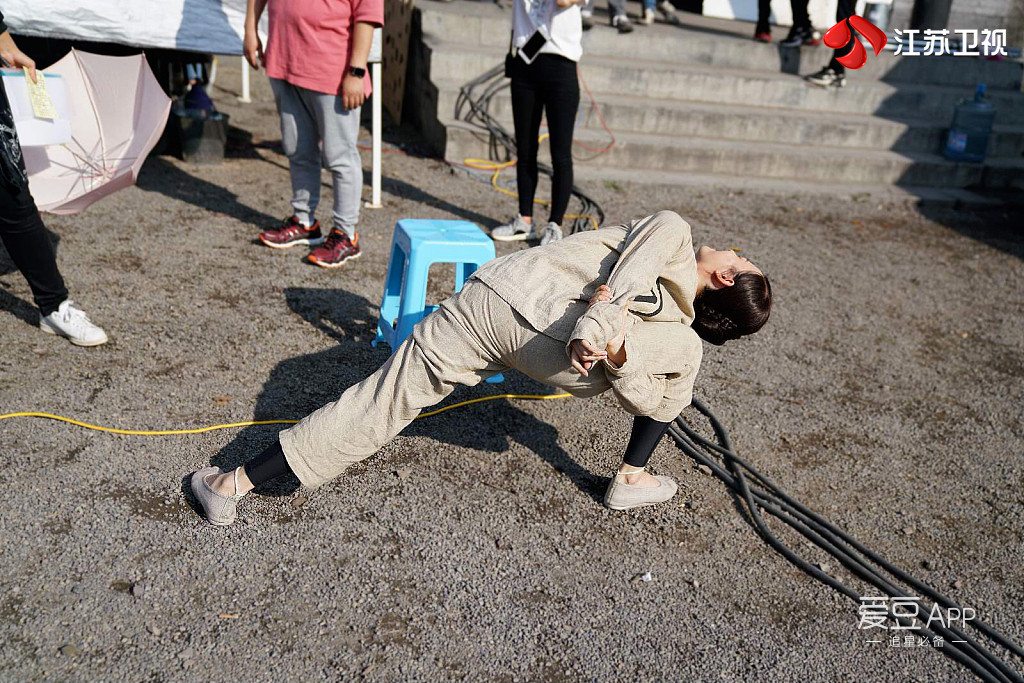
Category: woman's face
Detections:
[{"x1": 696, "y1": 246, "x2": 763, "y2": 277}]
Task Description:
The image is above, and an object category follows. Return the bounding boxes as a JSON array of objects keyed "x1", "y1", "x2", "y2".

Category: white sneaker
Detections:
[
  {"x1": 491, "y1": 215, "x2": 538, "y2": 242},
  {"x1": 658, "y1": 0, "x2": 681, "y2": 24},
  {"x1": 540, "y1": 222, "x2": 563, "y2": 246},
  {"x1": 612, "y1": 14, "x2": 634, "y2": 33},
  {"x1": 39, "y1": 300, "x2": 109, "y2": 347},
  {"x1": 641, "y1": 7, "x2": 655, "y2": 24}
]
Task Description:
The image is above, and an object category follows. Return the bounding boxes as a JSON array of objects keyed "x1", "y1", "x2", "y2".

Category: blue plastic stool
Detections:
[{"x1": 373, "y1": 219, "x2": 503, "y2": 383}]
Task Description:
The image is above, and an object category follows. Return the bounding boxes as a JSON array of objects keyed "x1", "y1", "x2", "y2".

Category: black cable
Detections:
[
  {"x1": 454, "y1": 64, "x2": 605, "y2": 235},
  {"x1": 673, "y1": 415, "x2": 1024, "y2": 664},
  {"x1": 667, "y1": 398, "x2": 1023, "y2": 683}
]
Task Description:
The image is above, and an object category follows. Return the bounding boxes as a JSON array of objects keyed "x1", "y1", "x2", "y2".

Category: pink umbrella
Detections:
[{"x1": 22, "y1": 50, "x2": 170, "y2": 215}]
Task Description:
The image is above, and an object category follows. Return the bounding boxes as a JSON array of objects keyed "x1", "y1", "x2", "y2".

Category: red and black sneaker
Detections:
[
  {"x1": 307, "y1": 230, "x2": 361, "y2": 269},
  {"x1": 258, "y1": 216, "x2": 324, "y2": 249}
]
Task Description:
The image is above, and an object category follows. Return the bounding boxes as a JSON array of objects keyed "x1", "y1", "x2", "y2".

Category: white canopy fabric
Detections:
[{"x1": 2, "y1": 0, "x2": 258, "y2": 55}]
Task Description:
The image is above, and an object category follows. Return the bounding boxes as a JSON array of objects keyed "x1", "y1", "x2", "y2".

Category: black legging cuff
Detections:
[
  {"x1": 244, "y1": 440, "x2": 294, "y2": 487},
  {"x1": 622, "y1": 416, "x2": 672, "y2": 468}
]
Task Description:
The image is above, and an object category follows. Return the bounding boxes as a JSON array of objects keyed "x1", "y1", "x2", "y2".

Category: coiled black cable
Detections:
[
  {"x1": 670, "y1": 398, "x2": 1023, "y2": 683},
  {"x1": 453, "y1": 64, "x2": 606, "y2": 235}
]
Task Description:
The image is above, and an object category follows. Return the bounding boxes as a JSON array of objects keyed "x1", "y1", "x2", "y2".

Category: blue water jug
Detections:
[{"x1": 943, "y1": 84, "x2": 995, "y2": 163}]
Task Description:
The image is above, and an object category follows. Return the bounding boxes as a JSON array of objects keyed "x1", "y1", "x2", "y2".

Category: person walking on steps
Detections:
[
  {"x1": 244, "y1": 0, "x2": 382, "y2": 268},
  {"x1": 188, "y1": 211, "x2": 773, "y2": 525},
  {"x1": 492, "y1": 0, "x2": 584, "y2": 247},
  {"x1": 0, "y1": 18, "x2": 107, "y2": 346},
  {"x1": 754, "y1": 0, "x2": 820, "y2": 44},
  {"x1": 803, "y1": 0, "x2": 855, "y2": 88},
  {"x1": 580, "y1": 0, "x2": 634, "y2": 33},
  {"x1": 640, "y1": 0, "x2": 681, "y2": 26}
]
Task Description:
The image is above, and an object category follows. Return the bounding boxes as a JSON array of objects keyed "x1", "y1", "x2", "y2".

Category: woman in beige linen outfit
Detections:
[{"x1": 189, "y1": 210, "x2": 772, "y2": 524}]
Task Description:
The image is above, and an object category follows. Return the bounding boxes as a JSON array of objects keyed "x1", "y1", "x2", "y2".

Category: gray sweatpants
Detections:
[
  {"x1": 269, "y1": 78, "x2": 362, "y2": 238},
  {"x1": 279, "y1": 281, "x2": 610, "y2": 489}
]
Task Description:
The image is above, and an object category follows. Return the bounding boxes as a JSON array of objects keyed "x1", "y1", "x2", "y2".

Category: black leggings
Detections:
[
  {"x1": 0, "y1": 179, "x2": 68, "y2": 316},
  {"x1": 757, "y1": 0, "x2": 809, "y2": 33},
  {"x1": 622, "y1": 415, "x2": 672, "y2": 468},
  {"x1": 509, "y1": 53, "x2": 579, "y2": 226},
  {"x1": 244, "y1": 413, "x2": 672, "y2": 488},
  {"x1": 828, "y1": 0, "x2": 858, "y2": 74}
]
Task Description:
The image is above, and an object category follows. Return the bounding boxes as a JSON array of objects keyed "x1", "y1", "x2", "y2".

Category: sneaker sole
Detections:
[
  {"x1": 491, "y1": 232, "x2": 533, "y2": 242},
  {"x1": 805, "y1": 78, "x2": 843, "y2": 89},
  {"x1": 308, "y1": 250, "x2": 362, "y2": 269},
  {"x1": 259, "y1": 236, "x2": 326, "y2": 250},
  {"x1": 39, "y1": 322, "x2": 109, "y2": 347},
  {"x1": 604, "y1": 499, "x2": 663, "y2": 511}
]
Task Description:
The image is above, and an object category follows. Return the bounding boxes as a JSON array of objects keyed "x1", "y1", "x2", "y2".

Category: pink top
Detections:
[{"x1": 264, "y1": 0, "x2": 384, "y2": 96}]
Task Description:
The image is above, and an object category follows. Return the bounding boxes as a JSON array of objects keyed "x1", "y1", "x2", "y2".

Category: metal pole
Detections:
[
  {"x1": 365, "y1": 61, "x2": 383, "y2": 209},
  {"x1": 239, "y1": 55, "x2": 252, "y2": 103}
]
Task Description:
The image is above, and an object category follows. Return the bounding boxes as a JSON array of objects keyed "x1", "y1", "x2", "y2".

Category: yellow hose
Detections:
[{"x1": 0, "y1": 392, "x2": 573, "y2": 436}]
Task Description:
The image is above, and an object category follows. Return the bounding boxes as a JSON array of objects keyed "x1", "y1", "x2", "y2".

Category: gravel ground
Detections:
[{"x1": 0, "y1": 59, "x2": 1021, "y2": 683}]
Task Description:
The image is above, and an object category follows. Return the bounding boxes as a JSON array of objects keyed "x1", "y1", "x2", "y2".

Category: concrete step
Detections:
[
  {"x1": 444, "y1": 123, "x2": 998, "y2": 187},
  {"x1": 572, "y1": 167, "x2": 1011, "y2": 209},
  {"x1": 435, "y1": 80, "x2": 1024, "y2": 158},
  {"x1": 427, "y1": 42, "x2": 1024, "y2": 126},
  {"x1": 420, "y1": 3, "x2": 1024, "y2": 90}
]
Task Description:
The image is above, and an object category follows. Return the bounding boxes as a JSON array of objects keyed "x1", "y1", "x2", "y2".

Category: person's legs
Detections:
[
  {"x1": 790, "y1": 0, "x2": 810, "y2": 29},
  {"x1": 755, "y1": 0, "x2": 772, "y2": 34},
  {"x1": 308, "y1": 91, "x2": 362, "y2": 240},
  {"x1": 538, "y1": 56, "x2": 580, "y2": 227},
  {"x1": 510, "y1": 59, "x2": 544, "y2": 222},
  {"x1": 269, "y1": 78, "x2": 322, "y2": 227},
  {"x1": 259, "y1": 283, "x2": 515, "y2": 491},
  {"x1": 828, "y1": 0, "x2": 857, "y2": 74},
  {"x1": 0, "y1": 180, "x2": 68, "y2": 316}
]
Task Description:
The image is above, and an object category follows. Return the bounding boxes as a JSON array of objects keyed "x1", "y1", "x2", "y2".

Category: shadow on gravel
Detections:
[
  {"x1": 136, "y1": 156, "x2": 278, "y2": 227},
  {"x1": 917, "y1": 205, "x2": 1024, "y2": 260},
  {"x1": 206, "y1": 286, "x2": 604, "y2": 502}
]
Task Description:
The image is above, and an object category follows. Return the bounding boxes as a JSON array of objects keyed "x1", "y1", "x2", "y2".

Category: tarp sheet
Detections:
[{"x1": 2, "y1": 0, "x2": 261, "y2": 55}]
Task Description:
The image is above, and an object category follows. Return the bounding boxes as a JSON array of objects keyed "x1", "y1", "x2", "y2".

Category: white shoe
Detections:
[
  {"x1": 612, "y1": 14, "x2": 634, "y2": 33},
  {"x1": 658, "y1": 0, "x2": 681, "y2": 24},
  {"x1": 641, "y1": 8, "x2": 655, "y2": 24},
  {"x1": 39, "y1": 300, "x2": 108, "y2": 347},
  {"x1": 491, "y1": 215, "x2": 538, "y2": 242},
  {"x1": 603, "y1": 470, "x2": 679, "y2": 510},
  {"x1": 539, "y1": 222, "x2": 563, "y2": 246}
]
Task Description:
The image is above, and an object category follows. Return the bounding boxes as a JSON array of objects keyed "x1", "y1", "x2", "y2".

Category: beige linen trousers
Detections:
[{"x1": 281, "y1": 281, "x2": 608, "y2": 489}]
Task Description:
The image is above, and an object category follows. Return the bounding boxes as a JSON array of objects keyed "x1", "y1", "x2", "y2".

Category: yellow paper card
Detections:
[{"x1": 24, "y1": 67, "x2": 57, "y2": 120}]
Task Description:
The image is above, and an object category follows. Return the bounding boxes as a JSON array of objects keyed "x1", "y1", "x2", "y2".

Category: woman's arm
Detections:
[
  {"x1": 568, "y1": 210, "x2": 693, "y2": 356},
  {"x1": 603, "y1": 319, "x2": 703, "y2": 422},
  {"x1": 243, "y1": 0, "x2": 269, "y2": 70}
]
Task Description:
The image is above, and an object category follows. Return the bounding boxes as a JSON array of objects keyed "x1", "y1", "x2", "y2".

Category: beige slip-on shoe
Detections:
[
  {"x1": 190, "y1": 466, "x2": 242, "y2": 526},
  {"x1": 603, "y1": 470, "x2": 679, "y2": 511}
]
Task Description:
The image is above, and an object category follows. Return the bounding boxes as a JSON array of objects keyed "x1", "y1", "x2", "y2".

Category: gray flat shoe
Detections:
[
  {"x1": 603, "y1": 470, "x2": 678, "y2": 510},
  {"x1": 190, "y1": 466, "x2": 242, "y2": 526}
]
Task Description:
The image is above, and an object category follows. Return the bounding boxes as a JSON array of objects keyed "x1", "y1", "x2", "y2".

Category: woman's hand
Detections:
[
  {"x1": 556, "y1": 0, "x2": 582, "y2": 6},
  {"x1": 342, "y1": 72, "x2": 366, "y2": 110},
  {"x1": 569, "y1": 339, "x2": 606, "y2": 377},
  {"x1": 589, "y1": 284, "x2": 611, "y2": 308},
  {"x1": 243, "y1": 29, "x2": 264, "y2": 71},
  {"x1": 0, "y1": 31, "x2": 37, "y2": 83},
  {"x1": 606, "y1": 312, "x2": 628, "y2": 366}
]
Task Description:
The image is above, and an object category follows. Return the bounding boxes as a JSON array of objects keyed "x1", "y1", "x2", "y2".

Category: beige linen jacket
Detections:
[{"x1": 471, "y1": 210, "x2": 703, "y2": 422}]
